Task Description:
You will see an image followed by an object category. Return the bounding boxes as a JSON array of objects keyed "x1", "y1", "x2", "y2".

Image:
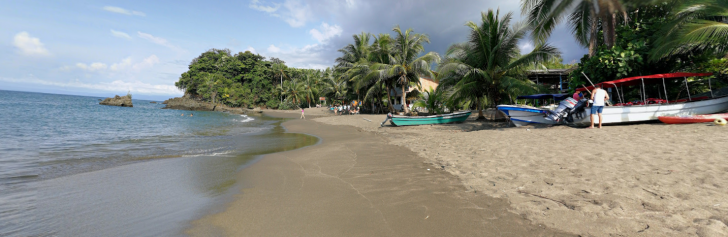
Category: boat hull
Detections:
[
  {"x1": 658, "y1": 113, "x2": 728, "y2": 124},
  {"x1": 497, "y1": 105, "x2": 556, "y2": 127},
  {"x1": 389, "y1": 111, "x2": 471, "y2": 126},
  {"x1": 571, "y1": 96, "x2": 728, "y2": 126}
]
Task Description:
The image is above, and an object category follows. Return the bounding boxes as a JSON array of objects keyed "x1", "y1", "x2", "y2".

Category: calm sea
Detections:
[{"x1": 0, "y1": 90, "x2": 317, "y2": 236}]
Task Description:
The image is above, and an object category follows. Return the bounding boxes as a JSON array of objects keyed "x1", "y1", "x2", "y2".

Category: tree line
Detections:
[{"x1": 174, "y1": 0, "x2": 727, "y2": 117}]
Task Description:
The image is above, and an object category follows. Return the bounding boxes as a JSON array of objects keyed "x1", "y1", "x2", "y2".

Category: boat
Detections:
[
  {"x1": 381, "y1": 111, "x2": 471, "y2": 126},
  {"x1": 497, "y1": 94, "x2": 569, "y2": 127},
  {"x1": 658, "y1": 113, "x2": 728, "y2": 124},
  {"x1": 561, "y1": 72, "x2": 728, "y2": 126}
]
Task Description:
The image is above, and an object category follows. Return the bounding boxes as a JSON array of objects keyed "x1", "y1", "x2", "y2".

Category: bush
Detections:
[
  {"x1": 266, "y1": 100, "x2": 280, "y2": 109},
  {"x1": 278, "y1": 100, "x2": 297, "y2": 110}
]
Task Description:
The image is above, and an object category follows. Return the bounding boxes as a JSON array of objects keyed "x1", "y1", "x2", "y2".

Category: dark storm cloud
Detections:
[{"x1": 254, "y1": 0, "x2": 587, "y2": 68}]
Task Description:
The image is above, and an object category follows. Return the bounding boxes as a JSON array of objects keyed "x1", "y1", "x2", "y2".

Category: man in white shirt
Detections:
[{"x1": 589, "y1": 84, "x2": 610, "y2": 129}]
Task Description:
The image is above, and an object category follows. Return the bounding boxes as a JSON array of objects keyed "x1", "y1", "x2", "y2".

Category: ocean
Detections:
[{"x1": 0, "y1": 90, "x2": 318, "y2": 236}]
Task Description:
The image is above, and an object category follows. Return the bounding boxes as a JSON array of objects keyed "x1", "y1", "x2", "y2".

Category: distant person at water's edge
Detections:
[
  {"x1": 589, "y1": 85, "x2": 609, "y2": 129},
  {"x1": 300, "y1": 108, "x2": 305, "y2": 119}
]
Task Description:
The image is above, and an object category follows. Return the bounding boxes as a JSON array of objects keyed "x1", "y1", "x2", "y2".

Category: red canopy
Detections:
[{"x1": 576, "y1": 72, "x2": 713, "y2": 92}]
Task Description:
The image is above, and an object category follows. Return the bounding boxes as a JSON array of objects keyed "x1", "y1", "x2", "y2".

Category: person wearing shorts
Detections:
[{"x1": 589, "y1": 84, "x2": 609, "y2": 129}]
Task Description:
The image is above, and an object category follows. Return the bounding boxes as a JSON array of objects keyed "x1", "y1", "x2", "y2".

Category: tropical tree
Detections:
[
  {"x1": 438, "y1": 9, "x2": 559, "y2": 119},
  {"x1": 271, "y1": 61, "x2": 289, "y2": 103},
  {"x1": 368, "y1": 26, "x2": 440, "y2": 114},
  {"x1": 323, "y1": 68, "x2": 349, "y2": 105},
  {"x1": 651, "y1": 0, "x2": 728, "y2": 60},
  {"x1": 521, "y1": 0, "x2": 628, "y2": 56},
  {"x1": 412, "y1": 86, "x2": 446, "y2": 115}
]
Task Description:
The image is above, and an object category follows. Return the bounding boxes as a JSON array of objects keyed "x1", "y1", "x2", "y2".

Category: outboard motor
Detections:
[
  {"x1": 545, "y1": 97, "x2": 577, "y2": 121},
  {"x1": 564, "y1": 99, "x2": 588, "y2": 123}
]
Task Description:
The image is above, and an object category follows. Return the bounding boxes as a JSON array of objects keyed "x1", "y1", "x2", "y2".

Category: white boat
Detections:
[
  {"x1": 569, "y1": 92, "x2": 728, "y2": 126},
  {"x1": 568, "y1": 72, "x2": 728, "y2": 126},
  {"x1": 497, "y1": 105, "x2": 554, "y2": 127},
  {"x1": 497, "y1": 94, "x2": 568, "y2": 127}
]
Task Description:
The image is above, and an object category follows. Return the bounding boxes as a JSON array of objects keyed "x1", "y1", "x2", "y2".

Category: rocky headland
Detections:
[
  {"x1": 99, "y1": 95, "x2": 133, "y2": 107},
  {"x1": 162, "y1": 97, "x2": 256, "y2": 114}
]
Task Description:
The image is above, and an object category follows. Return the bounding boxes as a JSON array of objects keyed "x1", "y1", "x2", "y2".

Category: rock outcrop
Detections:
[
  {"x1": 100, "y1": 95, "x2": 133, "y2": 107},
  {"x1": 162, "y1": 97, "x2": 247, "y2": 114}
]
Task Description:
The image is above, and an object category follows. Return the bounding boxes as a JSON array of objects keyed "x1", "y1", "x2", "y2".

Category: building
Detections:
[
  {"x1": 526, "y1": 68, "x2": 576, "y2": 93},
  {"x1": 390, "y1": 77, "x2": 439, "y2": 110}
]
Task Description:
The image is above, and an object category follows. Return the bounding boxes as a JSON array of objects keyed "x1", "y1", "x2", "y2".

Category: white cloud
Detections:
[
  {"x1": 249, "y1": 0, "x2": 313, "y2": 27},
  {"x1": 76, "y1": 62, "x2": 108, "y2": 71},
  {"x1": 110, "y1": 57, "x2": 133, "y2": 71},
  {"x1": 110, "y1": 29, "x2": 131, "y2": 39},
  {"x1": 0, "y1": 76, "x2": 180, "y2": 95},
  {"x1": 13, "y1": 32, "x2": 51, "y2": 56},
  {"x1": 102, "y1": 6, "x2": 145, "y2": 16},
  {"x1": 267, "y1": 45, "x2": 281, "y2": 53},
  {"x1": 132, "y1": 55, "x2": 160, "y2": 70},
  {"x1": 137, "y1": 32, "x2": 184, "y2": 52},
  {"x1": 309, "y1": 22, "x2": 342, "y2": 43},
  {"x1": 249, "y1": 0, "x2": 280, "y2": 13},
  {"x1": 264, "y1": 43, "x2": 333, "y2": 69},
  {"x1": 245, "y1": 46, "x2": 257, "y2": 54},
  {"x1": 70, "y1": 55, "x2": 159, "y2": 73}
]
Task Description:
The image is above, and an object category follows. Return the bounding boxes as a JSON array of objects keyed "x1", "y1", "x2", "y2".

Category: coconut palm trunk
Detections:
[
  {"x1": 401, "y1": 84, "x2": 408, "y2": 113},
  {"x1": 386, "y1": 84, "x2": 395, "y2": 113}
]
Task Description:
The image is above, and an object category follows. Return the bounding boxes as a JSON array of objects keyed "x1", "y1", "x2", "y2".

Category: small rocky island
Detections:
[{"x1": 99, "y1": 95, "x2": 133, "y2": 107}]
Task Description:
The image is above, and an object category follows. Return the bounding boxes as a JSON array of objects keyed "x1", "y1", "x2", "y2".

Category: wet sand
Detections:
[
  {"x1": 188, "y1": 110, "x2": 571, "y2": 236},
  {"x1": 315, "y1": 112, "x2": 728, "y2": 237}
]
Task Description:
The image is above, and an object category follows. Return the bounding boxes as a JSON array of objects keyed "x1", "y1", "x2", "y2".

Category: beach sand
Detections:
[
  {"x1": 314, "y1": 111, "x2": 728, "y2": 237},
  {"x1": 187, "y1": 109, "x2": 571, "y2": 236}
]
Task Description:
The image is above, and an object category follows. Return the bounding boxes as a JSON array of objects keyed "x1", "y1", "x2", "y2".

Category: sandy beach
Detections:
[
  {"x1": 187, "y1": 109, "x2": 571, "y2": 236},
  {"x1": 186, "y1": 107, "x2": 728, "y2": 236},
  {"x1": 313, "y1": 110, "x2": 728, "y2": 237}
]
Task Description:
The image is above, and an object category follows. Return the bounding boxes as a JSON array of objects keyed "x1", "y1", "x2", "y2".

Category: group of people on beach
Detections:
[
  {"x1": 330, "y1": 104, "x2": 359, "y2": 115},
  {"x1": 573, "y1": 85, "x2": 610, "y2": 129}
]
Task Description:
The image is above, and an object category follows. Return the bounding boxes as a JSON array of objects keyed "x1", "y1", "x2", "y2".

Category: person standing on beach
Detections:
[
  {"x1": 589, "y1": 84, "x2": 609, "y2": 129},
  {"x1": 300, "y1": 108, "x2": 305, "y2": 119}
]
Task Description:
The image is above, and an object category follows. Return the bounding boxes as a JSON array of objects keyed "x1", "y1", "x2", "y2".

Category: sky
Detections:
[{"x1": 0, "y1": 0, "x2": 587, "y2": 100}]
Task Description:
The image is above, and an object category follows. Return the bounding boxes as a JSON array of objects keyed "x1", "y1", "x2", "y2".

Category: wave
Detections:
[{"x1": 237, "y1": 115, "x2": 254, "y2": 123}]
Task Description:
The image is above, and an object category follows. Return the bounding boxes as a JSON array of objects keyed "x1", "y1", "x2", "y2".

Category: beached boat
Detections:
[
  {"x1": 658, "y1": 113, "x2": 728, "y2": 124},
  {"x1": 382, "y1": 111, "x2": 471, "y2": 126},
  {"x1": 497, "y1": 94, "x2": 569, "y2": 127},
  {"x1": 563, "y1": 73, "x2": 728, "y2": 126}
]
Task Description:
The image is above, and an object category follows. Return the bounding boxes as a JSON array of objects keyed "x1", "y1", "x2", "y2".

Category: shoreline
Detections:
[{"x1": 187, "y1": 109, "x2": 570, "y2": 236}]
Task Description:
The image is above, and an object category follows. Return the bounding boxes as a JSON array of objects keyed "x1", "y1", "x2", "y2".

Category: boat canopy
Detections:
[
  {"x1": 516, "y1": 94, "x2": 569, "y2": 100},
  {"x1": 576, "y1": 72, "x2": 713, "y2": 92}
]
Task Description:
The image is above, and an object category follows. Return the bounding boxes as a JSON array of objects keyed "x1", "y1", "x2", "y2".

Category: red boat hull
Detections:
[{"x1": 658, "y1": 113, "x2": 728, "y2": 124}]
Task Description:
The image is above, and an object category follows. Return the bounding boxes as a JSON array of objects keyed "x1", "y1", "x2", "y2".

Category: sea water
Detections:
[{"x1": 0, "y1": 90, "x2": 317, "y2": 236}]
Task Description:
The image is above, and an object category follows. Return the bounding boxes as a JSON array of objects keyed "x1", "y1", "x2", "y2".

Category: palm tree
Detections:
[
  {"x1": 412, "y1": 86, "x2": 446, "y2": 115},
  {"x1": 299, "y1": 69, "x2": 321, "y2": 108},
  {"x1": 368, "y1": 26, "x2": 440, "y2": 114},
  {"x1": 651, "y1": 0, "x2": 728, "y2": 60},
  {"x1": 521, "y1": 0, "x2": 627, "y2": 56},
  {"x1": 323, "y1": 69, "x2": 349, "y2": 105},
  {"x1": 280, "y1": 79, "x2": 305, "y2": 106},
  {"x1": 438, "y1": 9, "x2": 560, "y2": 119},
  {"x1": 336, "y1": 32, "x2": 371, "y2": 71},
  {"x1": 271, "y1": 62, "x2": 289, "y2": 103}
]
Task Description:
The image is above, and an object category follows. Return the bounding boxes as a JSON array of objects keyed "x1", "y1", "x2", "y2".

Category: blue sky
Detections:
[{"x1": 1, "y1": 0, "x2": 586, "y2": 100}]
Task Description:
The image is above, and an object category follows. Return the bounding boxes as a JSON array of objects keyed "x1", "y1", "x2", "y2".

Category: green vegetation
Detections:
[
  {"x1": 438, "y1": 10, "x2": 559, "y2": 119},
  {"x1": 173, "y1": 0, "x2": 727, "y2": 113}
]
